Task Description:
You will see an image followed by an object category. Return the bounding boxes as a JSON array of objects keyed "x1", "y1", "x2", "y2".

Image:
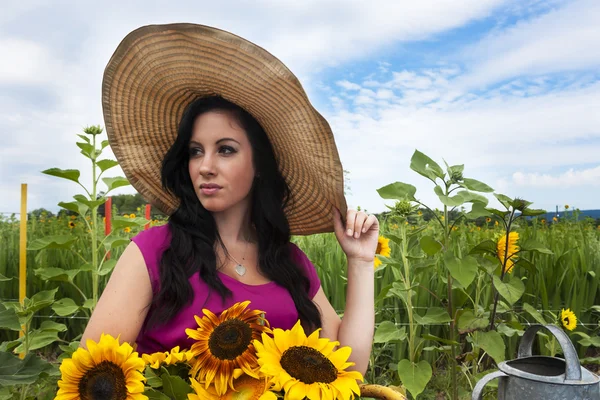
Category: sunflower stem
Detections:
[
  {"x1": 488, "y1": 208, "x2": 515, "y2": 332},
  {"x1": 91, "y1": 134, "x2": 99, "y2": 310},
  {"x1": 443, "y1": 182, "x2": 458, "y2": 400}
]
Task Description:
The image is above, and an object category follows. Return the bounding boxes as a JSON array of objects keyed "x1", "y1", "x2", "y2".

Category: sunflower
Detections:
[
  {"x1": 185, "y1": 301, "x2": 270, "y2": 396},
  {"x1": 374, "y1": 236, "x2": 391, "y2": 269},
  {"x1": 55, "y1": 333, "x2": 146, "y2": 400},
  {"x1": 130, "y1": 213, "x2": 136, "y2": 218},
  {"x1": 142, "y1": 346, "x2": 195, "y2": 369},
  {"x1": 124, "y1": 227, "x2": 131, "y2": 233},
  {"x1": 189, "y1": 374, "x2": 276, "y2": 400},
  {"x1": 565, "y1": 204, "x2": 569, "y2": 210},
  {"x1": 553, "y1": 216, "x2": 558, "y2": 222},
  {"x1": 68, "y1": 221, "x2": 76, "y2": 229},
  {"x1": 254, "y1": 321, "x2": 363, "y2": 400},
  {"x1": 497, "y1": 231, "x2": 519, "y2": 274},
  {"x1": 560, "y1": 308, "x2": 577, "y2": 331},
  {"x1": 486, "y1": 217, "x2": 491, "y2": 223}
]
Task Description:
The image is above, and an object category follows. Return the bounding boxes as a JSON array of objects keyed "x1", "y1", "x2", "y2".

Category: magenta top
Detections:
[{"x1": 130, "y1": 224, "x2": 321, "y2": 355}]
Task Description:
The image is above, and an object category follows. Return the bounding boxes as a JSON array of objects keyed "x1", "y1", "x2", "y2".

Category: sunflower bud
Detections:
[
  {"x1": 391, "y1": 200, "x2": 415, "y2": 217},
  {"x1": 449, "y1": 170, "x2": 463, "y2": 183},
  {"x1": 84, "y1": 125, "x2": 103, "y2": 136},
  {"x1": 512, "y1": 197, "x2": 529, "y2": 212}
]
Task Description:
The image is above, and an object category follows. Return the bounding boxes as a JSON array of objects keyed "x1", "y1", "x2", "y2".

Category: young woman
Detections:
[{"x1": 82, "y1": 23, "x2": 378, "y2": 376}]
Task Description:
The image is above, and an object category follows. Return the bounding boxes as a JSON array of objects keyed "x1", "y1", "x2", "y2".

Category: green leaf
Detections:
[
  {"x1": 73, "y1": 194, "x2": 106, "y2": 210},
  {"x1": 0, "y1": 273, "x2": 11, "y2": 282},
  {"x1": 76, "y1": 142, "x2": 95, "y2": 159},
  {"x1": 435, "y1": 190, "x2": 465, "y2": 207},
  {"x1": 111, "y1": 216, "x2": 148, "y2": 229},
  {"x1": 101, "y1": 140, "x2": 110, "y2": 149},
  {"x1": 521, "y1": 208, "x2": 546, "y2": 216},
  {"x1": 476, "y1": 331, "x2": 506, "y2": 364},
  {"x1": 161, "y1": 372, "x2": 193, "y2": 399},
  {"x1": 493, "y1": 275, "x2": 525, "y2": 305},
  {"x1": 444, "y1": 253, "x2": 478, "y2": 288},
  {"x1": 28, "y1": 235, "x2": 78, "y2": 251},
  {"x1": 34, "y1": 267, "x2": 79, "y2": 283},
  {"x1": 38, "y1": 321, "x2": 67, "y2": 332},
  {"x1": 41, "y1": 168, "x2": 81, "y2": 184},
  {"x1": 521, "y1": 239, "x2": 553, "y2": 255},
  {"x1": 422, "y1": 334, "x2": 460, "y2": 346},
  {"x1": 414, "y1": 307, "x2": 451, "y2": 325},
  {"x1": 0, "y1": 307, "x2": 21, "y2": 331},
  {"x1": 144, "y1": 365, "x2": 163, "y2": 388},
  {"x1": 26, "y1": 288, "x2": 58, "y2": 314},
  {"x1": 462, "y1": 178, "x2": 494, "y2": 193},
  {"x1": 0, "y1": 352, "x2": 54, "y2": 385},
  {"x1": 578, "y1": 336, "x2": 600, "y2": 347},
  {"x1": 102, "y1": 176, "x2": 130, "y2": 192},
  {"x1": 103, "y1": 236, "x2": 131, "y2": 252},
  {"x1": 397, "y1": 359, "x2": 432, "y2": 399},
  {"x1": 466, "y1": 202, "x2": 492, "y2": 219},
  {"x1": 374, "y1": 321, "x2": 407, "y2": 343},
  {"x1": 494, "y1": 194, "x2": 512, "y2": 209},
  {"x1": 522, "y1": 303, "x2": 547, "y2": 325},
  {"x1": 469, "y1": 240, "x2": 497, "y2": 256},
  {"x1": 76, "y1": 134, "x2": 90, "y2": 144},
  {"x1": 456, "y1": 190, "x2": 489, "y2": 206},
  {"x1": 13, "y1": 331, "x2": 58, "y2": 354},
  {"x1": 488, "y1": 208, "x2": 510, "y2": 218},
  {"x1": 410, "y1": 150, "x2": 444, "y2": 182},
  {"x1": 376, "y1": 182, "x2": 417, "y2": 201},
  {"x1": 420, "y1": 236, "x2": 442, "y2": 256},
  {"x1": 497, "y1": 323, "x2": 522, "y2": 338},
  {"x1": 457, "y1": 310, "x2": 489, "y2": 334},
  {"x1": 52, "y1": 298, "x2": 80, "y2": 316},
  {"x1": 97, "y1": 159, "x2": 119, "y2": 172},
  {"x1": 0, "y1": 386, "x2": 12, "y2": 400},
  {"x1": 144, "y1": 388, "x2": 171, "y2": 399},
  {"x1": 98, "y1": 259, "x2": 117, "y2": 276},
  {"x1": 82, "y1": 299, "x2": 95, "y2": 310},
  {"x1": 57, "y1": 201, "x2": 80, "y2": 214}
]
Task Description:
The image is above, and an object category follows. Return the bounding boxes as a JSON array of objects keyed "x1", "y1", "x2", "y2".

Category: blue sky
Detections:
[{"x1": 1, "y1": 0, "x2": 599, "y2": 217}]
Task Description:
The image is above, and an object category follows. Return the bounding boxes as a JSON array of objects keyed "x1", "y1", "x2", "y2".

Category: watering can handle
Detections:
[
  {"x1": 471, "y1": 370, "x2": 507, "y2": 400},
  {"x1": 517, "y1": 324, "x2": 582, "y2": 381}
]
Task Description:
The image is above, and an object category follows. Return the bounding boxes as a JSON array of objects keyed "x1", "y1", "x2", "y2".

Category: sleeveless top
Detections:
[{"x1": 130, "y1": 224, "x2": 321, "y2": 354}]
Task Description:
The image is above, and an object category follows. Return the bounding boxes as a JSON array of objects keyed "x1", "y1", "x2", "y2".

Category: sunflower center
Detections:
[
  {"x1": 280, "y1": 346, "x2": 337, "y2": 384},
  {"x1": 78, "y1": 360, "x2": 127, "y2": 400},
  {"x1": 376, "y1": 242, "x2": 382, "y2": 254},
  {"x1": 208, "y1": 318, "x2": 253, "y2": 360}
]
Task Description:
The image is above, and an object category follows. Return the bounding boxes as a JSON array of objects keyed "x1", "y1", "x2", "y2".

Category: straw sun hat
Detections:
[{"x1": 102, "y1": 23, "x2": 347, "y2": 235}]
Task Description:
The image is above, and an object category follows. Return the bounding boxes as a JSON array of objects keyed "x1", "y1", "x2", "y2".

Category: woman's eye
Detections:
[{"x1": 220, "y1": 146, "x2": 235, "y2": 154}]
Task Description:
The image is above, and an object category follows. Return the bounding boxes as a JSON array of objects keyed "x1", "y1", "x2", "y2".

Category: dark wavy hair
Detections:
[{"x1": 145, "y1": 95, "x2": 322, "y2": 331}]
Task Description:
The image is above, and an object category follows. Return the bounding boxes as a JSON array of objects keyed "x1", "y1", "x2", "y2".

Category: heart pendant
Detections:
[{"x1": 235, "y1": 264, "x2": 246, "y2": 276}]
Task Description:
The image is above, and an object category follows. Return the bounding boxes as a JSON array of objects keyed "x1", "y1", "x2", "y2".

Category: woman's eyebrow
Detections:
[{"x1": 189, "y1": 138, "x2": 240, "y2": 146}]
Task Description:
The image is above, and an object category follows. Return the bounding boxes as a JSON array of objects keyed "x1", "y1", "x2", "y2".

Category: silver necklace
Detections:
[{"x1": 226, "y1": 240, "x2": 250, "y2": 277}]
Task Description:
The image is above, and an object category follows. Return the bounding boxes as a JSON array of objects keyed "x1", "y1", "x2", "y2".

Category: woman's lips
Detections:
[{"x1": 201, "y1": 187, "x2": 221, "y2": 195}]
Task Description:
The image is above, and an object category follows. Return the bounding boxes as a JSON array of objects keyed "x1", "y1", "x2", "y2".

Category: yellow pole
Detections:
[{"x1": 19, "y1": 183, "x2": 27, "y2": 359}]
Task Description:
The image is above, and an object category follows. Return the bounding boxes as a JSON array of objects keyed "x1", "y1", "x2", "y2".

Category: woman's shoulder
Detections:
[{"x1": 131, "y1": 223, "x2": 171, "y2": 249}]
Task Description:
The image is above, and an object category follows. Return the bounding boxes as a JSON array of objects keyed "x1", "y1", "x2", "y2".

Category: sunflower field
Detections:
[{"x1": 0, "y1": 129, "x2": 599, "y2": 399}]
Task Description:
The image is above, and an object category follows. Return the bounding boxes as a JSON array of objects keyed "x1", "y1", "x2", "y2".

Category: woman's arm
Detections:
[
  {"x1": 313, "y1": 258, "x2": 375, "y2": 375},
  {"x1": 312, "y1": 207, "x2": 378, "y2": 376},
  {"x1": 80, "y1": 242, "x2": 153, "y2": 348}
]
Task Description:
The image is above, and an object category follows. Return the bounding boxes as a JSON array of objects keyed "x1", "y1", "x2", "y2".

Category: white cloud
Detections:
[
  {"x1": 459, "y1": 0, "x2": 600, "y2": 90},
  {"x1": 336, "y1": 80, "x2": 361, "y2": 91},
  {"x1": 512, "y1": 166, "x2": 600, "y2": 187}
]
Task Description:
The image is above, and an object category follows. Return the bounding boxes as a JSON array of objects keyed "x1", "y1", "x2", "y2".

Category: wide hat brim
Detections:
[{"x1": 102, "y1": 23, "x2": 347, "y2": 235}]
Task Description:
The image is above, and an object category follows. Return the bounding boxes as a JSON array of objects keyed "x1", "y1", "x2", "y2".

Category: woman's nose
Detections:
[{"x1": 198, "y1": 154, "x2": 216, "y2": 176}]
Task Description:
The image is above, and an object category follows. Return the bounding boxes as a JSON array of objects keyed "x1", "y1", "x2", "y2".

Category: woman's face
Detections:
[{"x1": 187, "y1": 111, "x2": 256, "y2": 213}]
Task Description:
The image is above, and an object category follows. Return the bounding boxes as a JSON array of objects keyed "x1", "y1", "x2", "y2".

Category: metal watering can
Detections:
[{"x1": 472, "y1": 324, "x2": 600, "y2": 399}]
